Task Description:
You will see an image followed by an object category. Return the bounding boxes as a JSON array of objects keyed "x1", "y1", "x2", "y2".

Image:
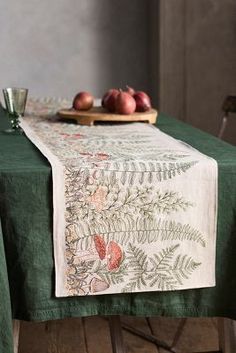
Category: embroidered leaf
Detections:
[
  {"x1": 139, "y1": 172, "x2": 145, "y2": 185},
  {"x1": 128, "y1": 171, "x2": 136, "y2": 186},
  {"x1": 113, "y1": 161, "x2": 120, "y2": 171},
  {"x1": 122, "y1": 244, "x2": 148, "y2": 292},
  {"x1": 130, "y1": 161, "x2": 137, "y2": 171},
  {"x1": 139, "y1": 162, "x2": 147, "y2": 172},
  {"x1": 104, "y1": 161, "x2": 198, "y2": 185},
  {"x1": 76, "y1": 218, "x2": 206, "y2": 250},
  {"x1": 110, "y1": 170, "x2": 117, "y2": 185},
  {"x1": 171, "y1": 254, "x2": 201, "y2": 285},
  {"x1": 126, "y1": 244, "x2": 148, "y2": 270},
  {"x1": 123, "y1": 244, "x2": 180, "y2": 292},
  {"x1": 147, "y1": 171, "x2": 153, "y2": 183},
  {"x1": 159, "y1": 220, "x2": 206, "y2": 247},
  {"x1": 122, "y1": 244, "x2": 201, "y2": 292},
  {"x1": 154, "y1": 161, "x2": 198, "y2": 182},
  {"x1": 148, "y1": 252, "x2": 201, "y2": 289},
  {"x1": 75, "y1": 187, "x2": 193, "y2": 228},
  {"x1": 148, "y1": 161, "x2": 155, "y2": 171},
  {"x1": 151, "y1": 274, "x2": 177, "y2": 290},
  {"x1": 121, "y1": 171, "x2": 127, "y2": 185},
  {"x1": 149, "y1": 244, "x2": 179, "y2": 270},
  {"x1": 92, "y1": 260, "x2": 128, "y2": 286}
]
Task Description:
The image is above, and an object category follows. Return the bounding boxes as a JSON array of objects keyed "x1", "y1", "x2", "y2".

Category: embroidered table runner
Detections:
[{"x1": 21, "y1": 99, "x2": 218, "y2": 297}]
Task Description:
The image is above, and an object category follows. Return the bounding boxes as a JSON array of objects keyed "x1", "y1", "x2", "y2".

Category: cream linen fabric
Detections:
[{"x1": 21, "y1": 99, "x2": 218, "y2": 297}]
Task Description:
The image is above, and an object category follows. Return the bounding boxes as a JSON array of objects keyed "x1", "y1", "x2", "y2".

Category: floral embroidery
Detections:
[
  {"x1": 79, "y1": 152, "x2": 110, "y2": 163},
  {"x1": 21, "y1": 99, "x2": 217, "y2": 297},
  {"x1": 87, "y1": 186, "x2": 108, "y2": 212}
]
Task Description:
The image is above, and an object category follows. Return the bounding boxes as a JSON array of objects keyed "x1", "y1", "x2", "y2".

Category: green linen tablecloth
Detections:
[
  {"x1": 0, "y1": 105, "x2": 236, "y2": 337},
  {"x1": 0, "y1": 219, "x2": 13, "y2": 353}
]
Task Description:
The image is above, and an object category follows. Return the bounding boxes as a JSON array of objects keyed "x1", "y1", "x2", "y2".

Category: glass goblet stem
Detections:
[
  {"x1": 9, "y1": 113, "x2": 22, "y2": 132},
  {"x1": 11, "y1": 113, "x2": 20, "y2": 130}
]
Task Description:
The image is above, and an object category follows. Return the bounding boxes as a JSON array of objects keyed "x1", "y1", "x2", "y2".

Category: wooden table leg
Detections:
[
  {"x1": 13, "y1": 320, "x2": 20, "y2": 353},
  {"x1": 121, "y1": 320, "x2": 177, "y2": 352},
  {"x1": 109, "y1": 316, "x2": 126, "y2": 353},
  {"x1": 218, "y1": 317, "x2": 236, "y2": 353}
]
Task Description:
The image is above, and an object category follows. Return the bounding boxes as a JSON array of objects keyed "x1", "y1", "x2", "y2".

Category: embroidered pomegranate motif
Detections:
[
  {"x1": 94, "y1": 235, "x2": 106, "y2": 260},
  {"x1": 107, "y1": 241, "x2": 123, "y2": 271}
]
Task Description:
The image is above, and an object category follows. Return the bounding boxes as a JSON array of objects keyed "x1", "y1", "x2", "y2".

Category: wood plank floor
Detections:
[{"x1": 19, "y1": 316, "x2": 219, "y2": 353}]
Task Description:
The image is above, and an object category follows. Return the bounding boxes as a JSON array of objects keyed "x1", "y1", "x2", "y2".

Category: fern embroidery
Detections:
[
  {"x1": 76, "y1": 218, "x2": 206, "y2": 250},
  {"x1": 93, "y1": 161, "x2": 198, "y2": 185},
  {"x1": 122, "y1": 244, "x2": 201, "y2": 292}
]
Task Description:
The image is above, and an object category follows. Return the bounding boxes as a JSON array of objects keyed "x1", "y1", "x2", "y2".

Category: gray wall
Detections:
[
  {"x1": 157, "y1": 0, "x2": 236, "y2": 144},
  {"x1": 1, "y1": 0, "x2": 236, "y2": 143},
  {"x1": 0, "y1": 0, "x2": 150, "y2": 99}
]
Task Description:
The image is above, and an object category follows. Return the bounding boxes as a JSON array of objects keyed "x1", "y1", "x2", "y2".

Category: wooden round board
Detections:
[{"x1": 57, "y1": 107, "x2": 158, "y2": 126}]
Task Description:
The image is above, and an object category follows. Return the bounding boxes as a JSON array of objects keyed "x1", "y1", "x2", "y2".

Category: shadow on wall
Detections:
[{"x1": 0, "y1": 0, "x2": 151, "y2": 100}]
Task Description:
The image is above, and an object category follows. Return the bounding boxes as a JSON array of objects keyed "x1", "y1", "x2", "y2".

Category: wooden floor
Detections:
[{"x1": 18, "y1": 316, "x2": 219, "y2": 353}]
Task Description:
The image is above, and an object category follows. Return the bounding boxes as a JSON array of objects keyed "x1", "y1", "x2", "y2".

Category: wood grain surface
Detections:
[
  {"x1": 18, "y1": 316, "x2": 219, "y2": 353},
  {"x1": 57, "y1": 107, "x2": 158, "y2": 125}
]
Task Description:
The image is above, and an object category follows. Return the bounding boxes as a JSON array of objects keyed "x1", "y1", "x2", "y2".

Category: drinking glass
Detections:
[{"x1": 3, "y1": 87, "x2": 28, "y2": 133}]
